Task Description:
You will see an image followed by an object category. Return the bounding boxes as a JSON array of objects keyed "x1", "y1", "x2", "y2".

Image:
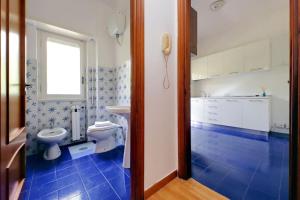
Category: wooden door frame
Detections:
[
  {"x1": 177, "y1": 0, "x2": 300, "y2": 199},
  {"x1": 130, "y1": 0, "x2": 144, "y2": 199}
]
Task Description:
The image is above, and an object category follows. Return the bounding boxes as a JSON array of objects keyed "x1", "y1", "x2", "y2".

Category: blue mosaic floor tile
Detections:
[
  {"x1": 22, "y1": 145, "x2": 130, "y2": 200},
  {"x1": 191, "y1": 126, "x2": 289, "y2": 200}
]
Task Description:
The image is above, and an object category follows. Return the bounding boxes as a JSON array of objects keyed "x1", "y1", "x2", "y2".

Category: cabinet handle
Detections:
[
  {"x1": 250, "y1": 67, "x2": 263, "y2": 72},
  {"x1": 208, "y1": 106, "x2": 218, "y2": 109},
  {"x1": 211, "y1": 74, "x2": 221, "y2": 77},
  {"x1": 226, "y1": 99, "x2": 238, "y2": 102},
  {"x1": 249, "y1": 99, "x2": 263, "y2": 102},
  {"x1": 229, "y1": 71, "x2": 239, "y2": 75},
  {"x1": 208, "y1": 112, "x2": 218, "y2": 115}
]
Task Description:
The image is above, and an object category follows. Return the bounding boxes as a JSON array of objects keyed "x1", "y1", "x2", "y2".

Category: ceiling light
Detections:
[{"x1": 210, "y1": 0, "x2": 225, "y2": 12}]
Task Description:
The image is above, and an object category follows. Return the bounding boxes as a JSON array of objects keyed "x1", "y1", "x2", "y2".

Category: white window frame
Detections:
[{"x1": 37, "y1": 30, "x2": 86, "y2": 101}]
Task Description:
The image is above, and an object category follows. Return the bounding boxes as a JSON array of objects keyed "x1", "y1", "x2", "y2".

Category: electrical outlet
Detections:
[{"x1": 274, "y1": 123, "x2": 289, "y2": 129}]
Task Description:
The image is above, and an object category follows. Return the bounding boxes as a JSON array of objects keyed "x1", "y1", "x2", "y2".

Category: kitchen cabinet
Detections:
[
  {"x1": 191, "y1": 98, "x2": 205, "y2": 122},
  {"x1": 191, "y1": 39, "x2": 273, "y2": 81},
  {"x1": 221, "y1": 99, "x2": 243, "y2": 128},
  {"x1": 191, "y1": 57, "x2": 207, "y2": 80},
  {"x1": 222, "y1": 47, "x2": 244, "y2": 75},
  {"x1": 271, "y1": 34, "x2": 289, "y2": 67},
  {"x1": 190, "y1": 7, "x2": 197, "y2": 56},
  {"x1": 205, "y1": 99, "x2": 222, "y2": 124},
  {"x1": 207, "y1": 52, "x2": 223, "y2": 78},
  {"x1": 191, "y1": 97, "x2": 271, "y2": 132},
  {"x1": 244, "y1": 40, "x2": 271, "y2": 72},
  {"x1": 242, "y1": 99, "x2": 271, "y2": 132}
]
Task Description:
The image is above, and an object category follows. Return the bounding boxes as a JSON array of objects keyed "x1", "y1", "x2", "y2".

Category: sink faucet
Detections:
[
  {"x1": 49, "y1": 119, "x2": 55, "y2": 129},
  {"x1": 199, "y1": 90, "x2": 207, "y2": 97}
]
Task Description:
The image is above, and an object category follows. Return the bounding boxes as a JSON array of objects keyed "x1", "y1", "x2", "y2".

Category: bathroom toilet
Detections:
[
  {"x1": 87, "y1": 122, "x2": 120, "y2": 153},
  {"x1": 37, "y1": 128, "x2": 68, "y2": 160}
]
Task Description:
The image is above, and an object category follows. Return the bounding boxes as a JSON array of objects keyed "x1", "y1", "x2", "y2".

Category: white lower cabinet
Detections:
[
  {"x1": 205, "y1": 99, "x2": 222, "y2": 124},
  {"x1": 221, "y1": 99, "x2": 243, "y2": 128},
  {"x1": 242, "y1": 99, "x2": 271, "y2": 132},
  {"x1": 191, "y1": 97, "x2": 271, "y2": 132},
  {"x1": 191, "y1": 98, "x2": 205, "y2": 122}
]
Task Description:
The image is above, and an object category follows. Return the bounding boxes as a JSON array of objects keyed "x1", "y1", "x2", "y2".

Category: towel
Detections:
[
  {"x1": 94, "y1": 121, "x2": 112, "y2": 127},
  {"x1": 87, "y1": 124, "x2": 119, "y2": 133}
]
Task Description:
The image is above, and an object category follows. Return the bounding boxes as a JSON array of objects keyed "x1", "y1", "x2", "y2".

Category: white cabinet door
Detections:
[
  {"x1": 191, "y1": 57, "x2": 208, "y2": 80},
  {"x1": 221, "y1": 99, "x2": 243, "y2": 128},
  {"x1": 271, "y1": 34, "x2": 289, "y2": 67},
  {"x1": 191, "y1": 98, "x2": 204, "y2": 122},
  {"x1": 242, "y1": 99, "x2": 271, "y2": 132},
  {"x1": 207, "y1": 53, "x2": 223, "y2": 78},
  {"x1": 223, "y1": 47, "x2": 244, "y2": 75},
  {"x1": 244, "y1": 40, "x2": 271, "y2": 72}
]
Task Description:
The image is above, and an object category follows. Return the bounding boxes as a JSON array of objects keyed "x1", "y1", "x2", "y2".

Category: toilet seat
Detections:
[{"x1": 87, "y1": 122, "x2": 121, "y2": 153}]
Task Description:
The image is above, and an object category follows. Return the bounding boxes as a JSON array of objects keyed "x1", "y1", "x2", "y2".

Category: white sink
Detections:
[
  {"x1": 106, "y1": 106, "x2": 131, "y2": 168},
  {"x1": 106, "y1": 106, "x2": 130, "y2": 114}
]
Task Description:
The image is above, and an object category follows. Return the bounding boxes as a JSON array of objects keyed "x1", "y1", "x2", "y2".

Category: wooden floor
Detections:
[{"x1": 147, "y1": 178, "x2": 229, "y2": 200}]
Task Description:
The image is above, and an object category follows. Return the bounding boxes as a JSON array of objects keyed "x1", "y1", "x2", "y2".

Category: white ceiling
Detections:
[{"x1": 192, "y1": 0, "x2": 289, "y2": 40}]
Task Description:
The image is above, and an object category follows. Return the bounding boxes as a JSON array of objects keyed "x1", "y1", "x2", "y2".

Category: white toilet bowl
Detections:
[
  {"x1": 87, "y1": 122, "x2": 119, "y2": 153},
  {"x1": 37, "y1": 128, "x2": 68, "y2": 160}
]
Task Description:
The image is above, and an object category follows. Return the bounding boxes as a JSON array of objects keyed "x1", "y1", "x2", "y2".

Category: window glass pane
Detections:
[{"x1": 47, "y1": 39, "x2": 81, "y2": 95}]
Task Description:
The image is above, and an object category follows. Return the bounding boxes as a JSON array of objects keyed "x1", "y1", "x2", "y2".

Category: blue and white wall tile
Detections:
[
  {"x1": 25, "y1": 59, "x2": 86, "y2": 155},
  {"x1": 115, "y1": 61, "x2": 131, "y2": 106},
  {"x1": 25, "y1": 59, "x2": 131, "y2": 155}
]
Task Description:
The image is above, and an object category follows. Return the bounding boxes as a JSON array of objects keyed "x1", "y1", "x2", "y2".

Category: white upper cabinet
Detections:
[
  {"x1": 222, "y1": 46, "x2": 244, "y2": 75},
  {"x1": 244, "y1": 39, "x2": 271, "y2": 72},
  {"x1": 207, "y1": 52, "x2": 223, "y2": 78},
  {"x1": 191, "y1": 57, "x2": 207, "y2": 80},
  {"x1": 271, "y1": 34, "x2": 289, "y2": 67},
  {"x1": 191, "y1": 39, "x2": 273, "y2": 81}
]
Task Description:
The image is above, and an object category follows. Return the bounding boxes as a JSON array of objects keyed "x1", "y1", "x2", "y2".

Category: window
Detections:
[{"x1": 38, "y1": 31, "x2": 85, "y2": 100}]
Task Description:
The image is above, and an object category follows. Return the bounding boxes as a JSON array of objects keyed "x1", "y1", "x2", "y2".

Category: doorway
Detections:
[
  {"x1": 178, "y1": 0, "x2": 298, "y2": 199},
  {"x1": 0, "y1": 0, "x2": 144, "y2": 200}
]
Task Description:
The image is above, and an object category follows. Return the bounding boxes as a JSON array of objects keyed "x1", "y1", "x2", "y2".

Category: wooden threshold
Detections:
[
  {"x1": 147, "y1": 178, "x2": 229, "y2": 200},
  {"x1": 145, "y1": 170, "x2": 178, "y2": 199}
]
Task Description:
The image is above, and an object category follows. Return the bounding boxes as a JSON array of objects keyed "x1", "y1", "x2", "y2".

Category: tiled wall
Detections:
[
  {"x1": 115, "y1": 61, "x2": 131, "y2": 106},
  {"x1": 25, "y1": 59, "x2": 131, "y2": 155}
]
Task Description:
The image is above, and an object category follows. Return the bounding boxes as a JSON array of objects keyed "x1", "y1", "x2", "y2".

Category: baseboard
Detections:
[{"x1": 144, "y1": 170, "x2": 178, "y2": 199}]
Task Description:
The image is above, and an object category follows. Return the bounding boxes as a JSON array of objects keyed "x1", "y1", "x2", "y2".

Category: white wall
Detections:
[
  {"x1": 114, "y1": 4, "x2": 131, "y2": 67},
  {"x1": 27, "y1": 0, "x2": 116, "y2": 67},
  {"x1": 192, "y1": 8, "x2": 290, "y2": 133},
  {"x1": 144, "y1": 0, "x2": 178, "y2": 189}
]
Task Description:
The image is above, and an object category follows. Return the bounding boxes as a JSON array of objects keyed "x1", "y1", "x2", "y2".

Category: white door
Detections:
[
  {"x1": 244, "y1": 40, "x2": 271, "y2": 72},
  {"x1": 242, "y1": 99, "x2": 271, "y2": 132},
  {"x1": 223, "y1": 47, "x2": 244, "y2": 75}
]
